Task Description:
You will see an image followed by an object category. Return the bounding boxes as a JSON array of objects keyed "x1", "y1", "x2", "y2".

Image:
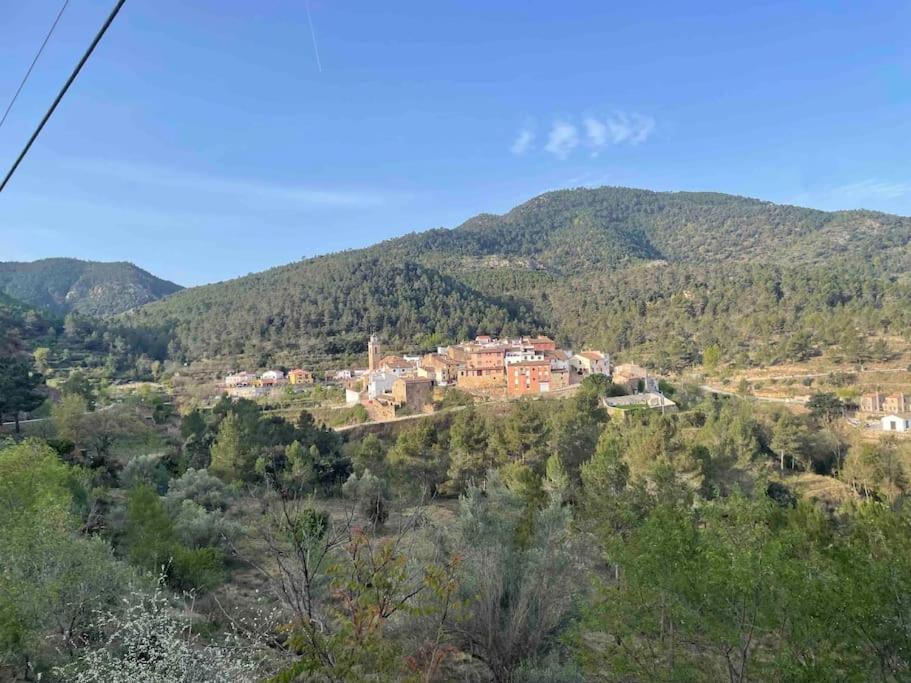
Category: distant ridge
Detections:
[
  {"x1": 0, "y1": 257, "x2": 182, "y2": 317},
  {"x1": 119, "y1": 185, "x2": 911, "y2": 366}
]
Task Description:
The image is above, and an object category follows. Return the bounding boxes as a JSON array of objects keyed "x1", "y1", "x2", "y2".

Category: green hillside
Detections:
[
  {"x1": 119, "y1": 186, "x2": 911, "y2": 367},
  {"x1": 0, "y1": 257, "x2": 182, "y2": 317}
]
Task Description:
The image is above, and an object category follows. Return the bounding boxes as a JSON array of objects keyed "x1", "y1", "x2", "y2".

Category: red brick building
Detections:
[
  {"x1": 526, "y1": 336, "x2": 557, "y2": 352},
  {"x1": 507, "y1": 360, "x2": 552, "y2": 396}
]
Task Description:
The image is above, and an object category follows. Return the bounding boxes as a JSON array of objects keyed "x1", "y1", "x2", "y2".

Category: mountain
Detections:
[
  {"x1": 121, "y1": 187, "x2": 911, "y2": 369},
  {"x1": 0, "y1": 258, "x2": 182, "y2": 317}
]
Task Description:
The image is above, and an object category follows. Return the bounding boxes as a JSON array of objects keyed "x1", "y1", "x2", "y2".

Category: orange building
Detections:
[
  {"x1": 507, "y1": 360, "x2": 552, "y2": 396},
  {"x1": 288, "y1": 368, "x2": 314, "y2": 385},
  {"x1": 455, "y1": 344, "x2": 507, "y2": 389},
  {"x1": 526, "y1": 335, "x2": 557, "y2": 352}
]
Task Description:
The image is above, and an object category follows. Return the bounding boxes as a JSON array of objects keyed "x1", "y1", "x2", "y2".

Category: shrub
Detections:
[
  {"x1": 172, "y1": 499, "x2": 240, "y2": 550},
  {"x1": 165, "y1": 468, "x2": 233, "y2": 512},
  {"x1": 169, "y1": 546, "x2": 225, "y2": 593},
  {"x1": 342, "y1": 469, "x2": 390, "y2": 525},
  {"x1": 121, "y1": 454, "x2": 170, "y2": 492}
]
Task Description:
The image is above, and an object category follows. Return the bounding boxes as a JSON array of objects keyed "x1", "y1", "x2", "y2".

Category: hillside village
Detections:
[{"x1": 221, "y1": 333, "x2": 674, "y2": 422}]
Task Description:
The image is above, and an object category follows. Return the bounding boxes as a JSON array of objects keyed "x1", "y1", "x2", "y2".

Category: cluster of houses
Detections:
[
  {"x1": 223, "y1": 368, "x2": 314, "y2": 398},
  {"x1": 344, "y1": 334, "x2": 673, "y2": 419},
  {"x1": 220, "y1": 333, "x2": 674, "y2": 422},
  {"x1": 860, "y1": 391, "x2": 911, "y2": 432}
]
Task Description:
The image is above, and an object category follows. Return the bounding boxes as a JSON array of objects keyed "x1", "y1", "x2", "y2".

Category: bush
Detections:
[
  {"x1": 172, "y1": 499, "x2": 240, "y2": 550},
  {"x1": 121, "y1": 454, "x2": 170, "y2": 492},
  {"x1": 169, "y1": 546, "x2": 225, "y2": 593},
  {"x1": 342, "y1": 469, "x2": 389, "y2": 525},
  {"x1": 165, "y1": 468, "x2": 233, "y2": 512}
]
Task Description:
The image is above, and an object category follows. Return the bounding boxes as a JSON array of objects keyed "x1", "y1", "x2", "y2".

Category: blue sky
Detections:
[{"x1": 1, "y1": 0, "x2": 909, "y2": 286}]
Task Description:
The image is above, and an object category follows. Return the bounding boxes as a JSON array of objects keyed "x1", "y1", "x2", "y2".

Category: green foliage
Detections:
[
  {"x1": 122, "y1": 485, "x2": 225, "y2": 592},
  {"x1": 342, "y1": 468, "x2": 390, "y2": 526},
  {"x1": 807, "y1": 392, "x2": 845, "y2": 423},
  {"x1": 0, "y1": 354, "x2": 45, "y2": 431},
  {"x1": 387, "y1": 421, "x2": 449, "y2": 496},
  {"x1": 575, "y1": 494, "x2": 911, "y2": 681},
  {"x1": 0, "y1": 441, "x2": 132, "y2": 674},
  {"x1": 209, "y1": 412, "x2": 250, "y2": 482},
  {"x1": 443, "y1": 407, "x2": 493, "y2": 494},
  {"x1": 0, "y1": 258, "x2": 181, "y2": 317},
  {"x1": 454, "y1": 472, "x2": 586, "y2": 681}
]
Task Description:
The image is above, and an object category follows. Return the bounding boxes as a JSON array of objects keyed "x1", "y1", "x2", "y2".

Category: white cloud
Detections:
[
  {"x1": 544, "y1": 121, "x2": 580, "y2": 160},
  {"x1": 606, "y1": 112, "x2": 655, "y2": 145},
  {"x1": 510, "y1": 128, "x2": 535, "y2": 155},
  {"x1": 526, "y1": 112, "x2": 655, "y2": 160},
  {"x1": 585, "y1": 112, "x2": 655, "y2": 155},
  {"x1": 583, "y1": 118, "x2": 608, "y2": 152}
]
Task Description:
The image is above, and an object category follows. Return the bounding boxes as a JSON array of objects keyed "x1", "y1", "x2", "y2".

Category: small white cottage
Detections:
[{"x1": 881, "y1": 414, "x2": 911, "y2": 432}]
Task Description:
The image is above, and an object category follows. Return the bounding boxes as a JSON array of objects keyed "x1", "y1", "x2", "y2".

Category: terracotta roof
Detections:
[
  {"x1": 510, "y1": 359, "x2": 551, "y2": 368},
  {"x1": 579, "y1": 351, "x2": 605, "y2": 361},
  {"x1": 381, "y1": 355, "x2": 413, "y2": 369}
]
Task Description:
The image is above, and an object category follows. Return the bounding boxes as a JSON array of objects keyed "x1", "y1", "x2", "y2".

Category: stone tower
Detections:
[{"x1": 368, "y1": 334, "x2": 381, "y2": 372}]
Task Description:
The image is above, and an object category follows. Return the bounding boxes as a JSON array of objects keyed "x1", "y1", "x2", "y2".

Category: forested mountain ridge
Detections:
[
  {"x1": 125, "y1": 255, "x2": 543, "y2": 363},
  {"x1": 0, "y1": 257, "x2": 182, "y2": 317},
  {"x1": 118, "y1": 186, "x2": 911, "y2": 367}
]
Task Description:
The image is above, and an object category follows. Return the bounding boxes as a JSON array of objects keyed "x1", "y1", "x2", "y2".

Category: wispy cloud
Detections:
[
  {"x1": 61, "y1": 158, "x2": 400, "y2": 208},
  {"x1": 544, "y1": 121, "x2": 580, "y2": 160},
  {"x1": 515, "y1": 111, "x2": 656, "y2": 160},
  {"x1": 510, "y1": 128, "x2": 535, "y2": 156},
  {"x1": 585, "y1": 112, "x2": 655, "y2": 155}
]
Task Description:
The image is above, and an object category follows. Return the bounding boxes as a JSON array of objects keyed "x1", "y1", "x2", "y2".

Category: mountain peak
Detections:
[{"x1": 0, "y1": 258, "x2": 182, "y2": 317}]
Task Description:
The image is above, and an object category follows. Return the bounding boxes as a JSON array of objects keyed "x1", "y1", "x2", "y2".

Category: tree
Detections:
[
  {"x1": 52, "y1": 394, "x2": 89, "y2": 446},
  {"x1": 32, "y1": 347, "x2": 50, "y2": 374},
  {"x1": 807, "y1": 392, "x2": 844, "y2": 424},
  {"x1": 58, "y1": 369, "x2": 96, "y2": 408},
  {"x1": 702, "y1": 344, "x2": 722, "y2": 374},
  {"x1": 0, "y1": 355, "x2": 45, "y2": 433},
  {"x1": 0, "y1": 441, "x2": 131, "y2": 676},
  {"x1": 770, "y1": 412, "x2": 805, "y2": 471},
  {"x1": 387, "y1": 421, "x2": 448, "y2": 496},
  {"x1": 450, "y1": 472, "x2": 586, "y2": 682},
  {"x1": 209, "y1": 412, "x2": 250, "y2": 483},
  {"x1": 444, "y1": 407, "x2": 492, "y2": 494},
  {"x1": 490, "y1": 401, "x2": 550, "y2": 470},
  {"x1": 342, "y1": 468, "x2": 390, "y2": 526}
]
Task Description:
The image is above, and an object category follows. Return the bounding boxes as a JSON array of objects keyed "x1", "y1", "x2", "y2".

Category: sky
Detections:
[{"x1": 0, "y1": 0, "x2": 909, "y2": 287}]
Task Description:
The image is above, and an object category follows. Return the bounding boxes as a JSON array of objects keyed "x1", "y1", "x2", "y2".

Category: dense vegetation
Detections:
[
  {"x1": 0, "y1": 292, "x2": 171, "y2": 388},
  {"x1": 4, "y1": 372, "x2": 911, "y2": 681},
  {"x1": 0, "y1": 258, "x2": 181, "y2": 317},
  {"x1": 114, "y1": 187, "x2": 911, "y2": 367}
]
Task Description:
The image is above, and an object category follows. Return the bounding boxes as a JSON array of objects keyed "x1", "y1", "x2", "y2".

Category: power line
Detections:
[
  {"x1": 0, "y1": 0, "x2": 71, "y2": 131},
  {"x1": 0, "y1": 0, "x2": 127, "y2": 195}
]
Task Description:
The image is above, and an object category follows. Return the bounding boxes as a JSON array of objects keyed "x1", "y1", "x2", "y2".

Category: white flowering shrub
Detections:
[{"x1": 55, "y1": 588, "x2": 266, "y2": 682}]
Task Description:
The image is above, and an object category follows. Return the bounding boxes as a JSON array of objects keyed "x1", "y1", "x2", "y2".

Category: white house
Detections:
[
  {"x1": 379, "y1": 355, "x2": 414, "y2": 377},
  {"x1": 505, "y1": 349, "x2": 544, "y2": 365},
  {"x1": 345, "y1": 388, "x2": 362, "y2": 406},
  {"x1": 570, "y1": 351, "x2": 611, "y2": 376},
  {"x1": 225, "y1": 371, "x2": 257, "y2": 387},
  {"x1": 367, "y1": 372, "x2": 397, "y2": 400},
  {"x1": 260, "y1": 370, "x2": 285, "y2": 382},
  {"x1": 882, "y1": 414, "x2": 911, "y2": 432}
]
